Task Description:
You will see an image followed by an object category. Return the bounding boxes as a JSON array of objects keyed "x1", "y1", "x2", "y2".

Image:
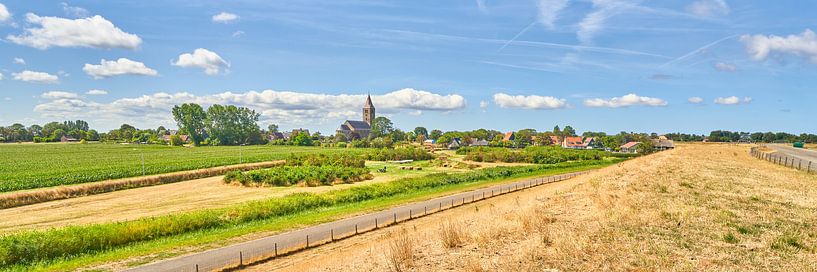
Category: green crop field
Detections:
[{"x1": 0, "y1": 143, "x2": 356, "y2": 192}]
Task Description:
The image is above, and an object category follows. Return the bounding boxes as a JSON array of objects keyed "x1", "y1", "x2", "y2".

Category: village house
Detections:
[
  {"x1": 502, "y1": 132, "x2": 515, "y2": 142},
  {"x1": 448, "y1": 138, "x2": 463, "y2": 149},
  {"x1": 653, "y1": 139, "x2": 675, "y2": 151},
  {"x1": 161, "y1": 134, "x2": 191, "y2": 143},
  {"x1": 562, "y1": 136, "x2": 585, "y2": 149},
  {"x1": 620, "y1": 141, "x2": 640, "y2": 153},
  {"x1": 336, "y1": 95, "x2": 375, "y2": 140},
  {"x1": 60, "y1": 135, "x2": 79, "y2": 142},
  {"x1": 469, "y1": 139, "x2": 489, "y2": 147}
]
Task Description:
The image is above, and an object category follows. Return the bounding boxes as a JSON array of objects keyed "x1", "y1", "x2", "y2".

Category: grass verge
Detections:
[{"x1": 0, "y1": 159, "x2": 624, "y2": 271}]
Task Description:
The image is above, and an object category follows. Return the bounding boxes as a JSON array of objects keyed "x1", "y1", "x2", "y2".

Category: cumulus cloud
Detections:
[
  {"x1": 33, "y1": 88, "x2": 466, "y2": 128},
  {"x1": 86, "y1": 89, "x2": 108, "y2": 95},
  {"x1": 83, "y1": 58, "x2": 158, "y2": 79},
  {"x1": 61, "y1": 2, "x2": 89, "y2": 18},
  {"x1": 212, "y1": 12, "x2": 239, "y2": 23},
  {"x1": 583, "y1": 93, "x2": 667, "y2": 108},
  {"x1": 492, "y1": 93, "x2": 568, "y2": 110},
  {"x1": 479, "y1": 100, "x2": 489, "y2": 110},
  {"x1": 7, "y1": 13, "x2": 142, "y2": 50},
  {"x1": 714, "y1": 62, "x2": 737, "y2": 72},
  {"x1": 12, "y1": 70, "x2": 59, "y2": 84},
  {"x1": 686, "y1": 0, "x2": 729, "y2": 17},
  {"x1": 536, "y1": 0, "x2": 569, "y2": 29},
  {"x1": 740, "y1": 29, "x2": 817, "y2": 64},
  {"x1": 41, "y1": 91, "x2": 79, "y2": 99},
  {"x1": 0, "y1": 3, "x2": 10, "y2": 22},
  {"x1": 173, "y1": 48, "x2": 230, "y2": 75},
  {"x1": 714, "y1": 96, "x2": 751, "y2": 105},
  {"x1": 688, "y1": 97, "x2": 704, "y2": 104}
]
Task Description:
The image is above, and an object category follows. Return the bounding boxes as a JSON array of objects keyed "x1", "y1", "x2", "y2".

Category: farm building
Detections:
[
  {"x1": 470, "y1": 139, "x2": 489, "y2": 146},
  {"x1": 448, "y1": 138, "x2": 463, "y2": 149},
  {"x1": 620, "y1": 141, "x2": 640, "y2": 153},
  {"x1": 336, "y1": 95, "x2": 375, "y2": 140},
  {"x1": 268, "y1": 132, "x2": 285, "y2": 141},
  {"x1": 653, "y1": 139, "x2": 675, "y2": 151},
  {"x1": 60, "y1": 136, "x2": 79, "y2": 142},
  {"x1": 502, "y1": 132, "x2": 515, "y2": 142},
  {"x1": 161, "y1": 134, "x2": 191, "y2": 143}
]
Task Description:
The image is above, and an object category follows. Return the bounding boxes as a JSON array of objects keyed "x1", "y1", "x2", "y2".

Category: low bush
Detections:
[
  {"x1": 0, "y1": 159, "x2": 623, "y2": 268},
  {"x1": 459, "y1": 146, "x2": 621, "y2": 164},
  {"x1": 364, "y1": 147, "x2": 434, "y2": 161},
  {"x1": 225, "y1": 165, "x2": 372, "y2": 187},
  {"x1": 285, "y1": 153, "x2": 365, "y2": 168}
]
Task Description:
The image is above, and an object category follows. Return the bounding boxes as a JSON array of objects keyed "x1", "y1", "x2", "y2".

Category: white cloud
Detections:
[
  {"x1": 83, "y1": 58, "x2": 158, "y2": 79},
  {"x1": 0, "y1": 3, "x2": 10, "y2": 22},
  {"x1": 492, "y1": 93, "x2": 568, "y2": 110},
  {"x1": 577, "y1": 0, "x2": 634, "y2": 44},
  {"x1": 86, "y1": 89, "x2": 108, "y2": 95},
  {"x1": 41, "y1": 91, "x2": 79, "y2": 99},
  {"x1": 714, "y1": 62, "x2": 737, "y2": 72},
  {"x1": 536, "y1": 0, "x2": 569, "y2": 29},
  {"x1": 61, "y1": 2, "x2": 89, "y2": 18},
  {"x1": 688, "y1": 97, "x2": 704, "y2": 104},
  {"x1": 479, "y1": 100, "x2": 489, "y2": 110},
  {"x1": 33, "y1": 88, "x2": 467, "y2": 128},
  {"x1": 13, "y1": 57, "x2": 25, "y2": 65},
  {"x1": 740, "y1": 29, "x2": 817, "y2": 64},
  {"x1": 714, "y1": 96, "x2": 751, "y2": 105},
  {"x1": 476, "y1": 0, "x2": 487, "y2": 13},
  {"x1": 686, "y1": 0, "x2": 729, "y2": 17},
  {"x1": 172, "y1": 48, "x2": 230, "y2": 75},
  {"x1": 583, "y1": 93, "x2": 668, "y2": 108},
  {"x1": 232, "y1": 30, "x2": 245, "y2": 37},
  {"x1": 12, "y1": 70, "x2": 59, "y2": 84},
  {"x1": 212, "y1": 12, "x2": 239, "y2": 23},
  {"x1": 0, "y1": 72, "x2": 4, "y2": 80},
  {"x1": 7, "y1": 13, "x2": 141, "y2": 50}
]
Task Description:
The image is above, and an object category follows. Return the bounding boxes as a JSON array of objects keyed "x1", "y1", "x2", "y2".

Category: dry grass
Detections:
[
  {"x1": 255, "y1": 143, "x2": 817, "y2": 272},
  {"x1": 438, "y1": 220, "x2": 466, "y2": 248},
  {"x1": 386, "y1": 228, "x2": 415, "y2": 272},
  {"x1": 0, "y1": 160, "x2": 285, "y2": 209}
]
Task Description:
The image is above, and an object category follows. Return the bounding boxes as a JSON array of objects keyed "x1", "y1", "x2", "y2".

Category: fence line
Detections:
[
  {"x1": 750, "y1": 146, "x2": 815, "y2": 174},
  {"x1": 127, "y1": 170, "x2": 590, "y2": 272}
]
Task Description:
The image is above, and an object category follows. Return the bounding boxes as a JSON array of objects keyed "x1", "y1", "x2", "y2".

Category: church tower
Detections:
[{"x1": 363, "y1": 94, "x2": 375, "y2": 125}]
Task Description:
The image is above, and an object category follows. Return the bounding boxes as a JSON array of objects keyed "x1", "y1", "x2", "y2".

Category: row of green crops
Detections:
[
  {"x1": 457, "y1": 146, "x2": 636, "y2": 164},
  {"x1": 363, "y1": 147, "x2": 435, "y2": 161},
  {"x1": 0, "y1": 159, "x2": 625, "y2": 267},
  {"x1": 285, "y1": 153, "x2": 366, "y2": 167},
  {"x1": 0, "y1": 143, "x2": 363, "y2": 192},
  {"x1": 224, "y1": 165, "x2": 372, "y2": 187}
]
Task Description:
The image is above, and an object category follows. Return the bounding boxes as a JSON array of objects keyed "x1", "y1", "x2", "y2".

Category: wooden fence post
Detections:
[{"x1": 240, "y1": 251, "x2": 243, "y2": 267}]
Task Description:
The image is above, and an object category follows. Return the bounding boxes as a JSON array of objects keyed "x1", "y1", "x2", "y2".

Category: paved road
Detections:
[
  {"x1": 767, "y1": 144, "x2": 817, "y2": 162},
  {"x1": 126, "y1": 171, "x2": 589, "y2": 272}
]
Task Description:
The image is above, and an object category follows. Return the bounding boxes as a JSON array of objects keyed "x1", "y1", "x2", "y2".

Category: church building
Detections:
[{"x1": 336, "y1": 95, "x2": 375, "y2": 140}]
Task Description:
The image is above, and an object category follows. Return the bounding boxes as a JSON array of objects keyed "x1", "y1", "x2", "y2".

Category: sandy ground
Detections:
[
  {"x1": 246, "y1": 143, "x2": 817, "y2": 272},
  {"x1": 0, "y1": 164, "x2": 445, "y2": 232}
]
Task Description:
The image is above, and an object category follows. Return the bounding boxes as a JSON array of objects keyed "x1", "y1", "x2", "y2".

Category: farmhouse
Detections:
[
  {"x1": 448, "y1": 138, "x2": 463, "y2": 149},
  {"x1": 60, "y1": 135, "x2": 79, "y2": 142},
  {"x1": 562, "y1": 136, "x2": 585, "y2": 149},
  {"x1": 470, "y1": 139, "x2": 489, "y2": 147},
  {"x1": 336, "y1": 95, "x2": 375, "y2": 140},
  {"x1": 161, "y1": 134, "x2": 191, "y2": 143},
  {"x1": 502, "y1": 132, "x2": 515, "y2": 142},
  {"x1": 620, "y1": 141, "x2": 640, "y2": 153},
  {"x1": 653, "y1": 139, "x2": 675, "y2": 151}
]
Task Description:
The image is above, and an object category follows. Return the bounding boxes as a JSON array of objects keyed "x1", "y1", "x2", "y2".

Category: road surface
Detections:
[
  {"x1": 126, "y1": 171, "x2": 589, "y2": 272},
  {"x1": 767, "y1": 144, "x2": 817, "y2": 162}
]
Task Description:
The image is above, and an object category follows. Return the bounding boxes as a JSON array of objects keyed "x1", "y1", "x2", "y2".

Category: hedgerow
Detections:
[
  {"x1": 458, "y1": 146, "x2": 627, "y2": 164},
  {"x1": 224, "y1": 165, "x2": 372, "y2": 187},
  {"x1": 364, "y1": 147, "x2": 434, "y2": 161}
]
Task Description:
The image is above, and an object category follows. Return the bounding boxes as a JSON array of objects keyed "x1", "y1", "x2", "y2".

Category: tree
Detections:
[
  {"x1": 429, "y1": 129, "x2": 443, "y2": 140},
  {"x1": 553, "y1": 125, "x2": 561, "y2": 135},
  {"x1": 169, "y1": 134, "x2": 185, "y2": 146},
  {"x1": 562, "y1": 125, "x2": 576, "y2": 137},
  {"x1": 292, "y1": 131, "x2": 312, "y2": 146},
  {"x1": 28, "y1": 124, "x2": 43, "y2": 138},
  {"x1": 205, "y1": 104, "x2": 261, "y2": 145},
  {"x1": 370, "y1": 117, "x2": 394, "y2": 138},
  {"x1": 268, "y1": 124, "x2": 279, "y2": 133},
  {"x1": 413, "y1": 127, "x2": 428, "y2": 138},
  {"x1": 172, "y1": 103, "x2": 207, "y2": 146}
]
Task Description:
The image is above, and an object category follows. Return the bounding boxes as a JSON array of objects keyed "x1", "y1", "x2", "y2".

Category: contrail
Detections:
[
  {"x1": 497, "y1": 20, "x2": 538, "y2": 53},
  {"x1": 660, "y1": 34, "x2": 738, "y2": 67}
]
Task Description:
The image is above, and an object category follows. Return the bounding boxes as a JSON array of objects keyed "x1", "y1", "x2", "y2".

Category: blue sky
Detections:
[{"x1": 0, "y1": 0, "x2": 815, "y2": 135}]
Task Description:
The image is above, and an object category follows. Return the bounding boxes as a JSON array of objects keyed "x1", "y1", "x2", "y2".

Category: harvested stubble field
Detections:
[{"x1": 250, "y1": 143, "x2": 817, "y2": 271}]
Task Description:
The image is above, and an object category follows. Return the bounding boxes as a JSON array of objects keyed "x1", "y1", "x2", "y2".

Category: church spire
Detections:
[{"x1": 363, "y1": 94, "x2": 375, "y2": 124}]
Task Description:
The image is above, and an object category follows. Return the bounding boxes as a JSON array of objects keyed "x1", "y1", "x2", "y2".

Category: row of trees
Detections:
[
  {"x1": 172, "y1": 103, "x2": 264, "y2": 146},
  {"x1": 664, "y1": 131, "x2": 817, "y2": 143},
  {"x1": 0, "y1": 120, "x2": 100, "y2": 143}
]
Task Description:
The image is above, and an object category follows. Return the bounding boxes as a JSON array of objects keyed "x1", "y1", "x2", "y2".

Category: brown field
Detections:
[
  {"x1": 249, "y1": 143, "x2": 817, "y2": 272},
  {"x1": 0, "y1": 162, "x2": 451, "y2": 232}
]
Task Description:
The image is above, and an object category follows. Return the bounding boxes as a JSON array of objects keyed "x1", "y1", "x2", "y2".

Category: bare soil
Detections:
[{"x1": 246, "y1": 143, "x2": 817, "y2": 272}]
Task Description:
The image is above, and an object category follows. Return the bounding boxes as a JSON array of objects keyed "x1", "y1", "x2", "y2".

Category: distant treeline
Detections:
[{"x1": 666, "y1": 131, "x2": 817, "y2": 143}]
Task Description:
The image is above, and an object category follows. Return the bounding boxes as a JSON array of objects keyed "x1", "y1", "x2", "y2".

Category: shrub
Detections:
[
  {"x1": 460, "y1": 146, "x2": 619, "y2": 164},
  {"x1": 364, "y1": 147, "x2": 434, "y2": 161},
  {"x1": 224, "y1": 165, "x2": 372, "y2": 187}
]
